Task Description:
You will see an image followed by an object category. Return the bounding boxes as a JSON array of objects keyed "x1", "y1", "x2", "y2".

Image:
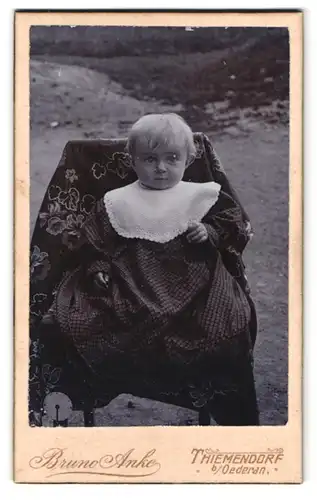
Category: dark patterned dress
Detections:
[{"x1": 51, "y1": 189, "x2": 254, "y2": 390}]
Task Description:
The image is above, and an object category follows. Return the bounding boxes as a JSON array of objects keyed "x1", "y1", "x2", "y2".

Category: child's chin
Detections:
[{"x1": 149, "y1": 179, "x2": 179, "y2": 190}]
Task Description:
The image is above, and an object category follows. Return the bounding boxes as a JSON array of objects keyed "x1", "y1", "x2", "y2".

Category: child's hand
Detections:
[
  {"x1": 186, "y1": 222, "x2": 208, "y2": 244},
  {"x1": 94, "y1": 271, "x2": 109, "y2": 289}
]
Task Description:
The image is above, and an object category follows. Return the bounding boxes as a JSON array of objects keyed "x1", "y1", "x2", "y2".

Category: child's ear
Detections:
[
  {"x1": 127, "y1": 155, "x2": 135, "y2": 170},
  {"x1": 129, "y1": 154, "x2": 136, "y2": 169},
  {"x1": 124, "y1": 147, "x2": 135, "y2": 169},
  {"x1": 186, "y1": 154, "x2": 196, "y2": 168}
]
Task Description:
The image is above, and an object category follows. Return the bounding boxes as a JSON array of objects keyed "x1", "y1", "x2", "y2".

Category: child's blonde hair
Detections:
[{"x1": 126, "y1": 113, "x2": 196, "y2": 164}]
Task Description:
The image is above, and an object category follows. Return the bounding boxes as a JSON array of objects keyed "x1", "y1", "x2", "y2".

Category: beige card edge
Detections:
[{"x1": 14, "y1": 11, "x2": 303, "y2": 484}]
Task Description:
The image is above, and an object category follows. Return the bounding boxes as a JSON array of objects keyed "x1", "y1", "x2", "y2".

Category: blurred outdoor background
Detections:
[{"x1": 30, "y1": 26, "x2": 289, "y2": 426}]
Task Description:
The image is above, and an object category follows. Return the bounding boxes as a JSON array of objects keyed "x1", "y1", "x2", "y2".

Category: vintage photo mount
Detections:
[{"x1": 14, "y1": 11, "x2": 303, "y2": 483}]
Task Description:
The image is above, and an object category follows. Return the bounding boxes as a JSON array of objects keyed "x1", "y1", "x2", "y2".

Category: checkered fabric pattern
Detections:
[{"x1": 53, "y1": 192, "x2": 252, "y2": 381}]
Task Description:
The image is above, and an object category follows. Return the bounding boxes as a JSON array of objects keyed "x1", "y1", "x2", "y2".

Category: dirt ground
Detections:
[{"x1": 30, "y1": 59, "x2": 289, "y2": 426}]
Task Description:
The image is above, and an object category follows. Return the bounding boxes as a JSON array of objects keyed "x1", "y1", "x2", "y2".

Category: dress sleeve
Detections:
[{"x1": 202, "y1": 189, "x2": 253, "y2": 254}]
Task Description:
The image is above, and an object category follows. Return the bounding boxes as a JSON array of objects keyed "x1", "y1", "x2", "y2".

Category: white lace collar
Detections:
[{"x1": 104, "y1": 180, "x2": 221, "y2": 243}]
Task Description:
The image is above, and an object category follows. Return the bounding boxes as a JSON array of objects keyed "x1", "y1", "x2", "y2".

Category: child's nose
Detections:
[{"x1": 156, "y1": 161, "x2": 167, "y2": 172}]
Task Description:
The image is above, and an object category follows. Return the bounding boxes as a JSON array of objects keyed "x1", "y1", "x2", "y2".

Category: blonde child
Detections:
[{"x1": 50, "y1": 113, "x2": 259, "y2": 425}]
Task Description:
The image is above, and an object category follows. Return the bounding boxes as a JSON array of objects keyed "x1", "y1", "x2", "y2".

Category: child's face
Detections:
[{"x1": 132, "y1": 141, "x2": 188, "y2": 190}]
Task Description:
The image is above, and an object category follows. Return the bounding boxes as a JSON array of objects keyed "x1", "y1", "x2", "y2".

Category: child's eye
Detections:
[
  {"x1": 166, "y1": 154, "x2": 179, "y2": 163},
  {"x1": 144, "y1": 156, "x2": 156, "y2": 164}
]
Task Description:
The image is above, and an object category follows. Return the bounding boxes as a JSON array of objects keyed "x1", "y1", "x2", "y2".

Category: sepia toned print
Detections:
[{"x1": 14, "y1": 11, "x2": 302, "y2": 483}]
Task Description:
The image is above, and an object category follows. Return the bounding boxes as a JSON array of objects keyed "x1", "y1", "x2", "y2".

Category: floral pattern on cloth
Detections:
[
  {"x1": 29, "y1": 133, "x2": 256, "y2": 425},
  {"x1": 30, "y1": 293, "x2": 48, "y2": 317},
  {"x1": 65, "y1": 168, "x2": 78, "y2": 183},
  {"x1": 39, "y1": 188, "x2": 95, "y2": 242},
  {"x1": 92, "y1": 152, "x2": 133, "y2": 180},
  {"x1": 30, "y1": 246, "x2": 51, "y2": 283}
]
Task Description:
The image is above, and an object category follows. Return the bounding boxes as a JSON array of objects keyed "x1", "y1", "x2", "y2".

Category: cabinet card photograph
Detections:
[{"x1": 14, "y1": 11, "x2": 302, "y2": 483}]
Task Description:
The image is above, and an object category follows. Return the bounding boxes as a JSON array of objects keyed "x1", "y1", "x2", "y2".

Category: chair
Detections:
[{"x1": 29, "y1": 133, "x2": 258, "y2": 427}]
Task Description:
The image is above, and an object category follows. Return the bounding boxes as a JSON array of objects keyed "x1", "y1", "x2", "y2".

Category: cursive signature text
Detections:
[{"x1": 29, "y1": 447, "x2": 161, "y2": 478}]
